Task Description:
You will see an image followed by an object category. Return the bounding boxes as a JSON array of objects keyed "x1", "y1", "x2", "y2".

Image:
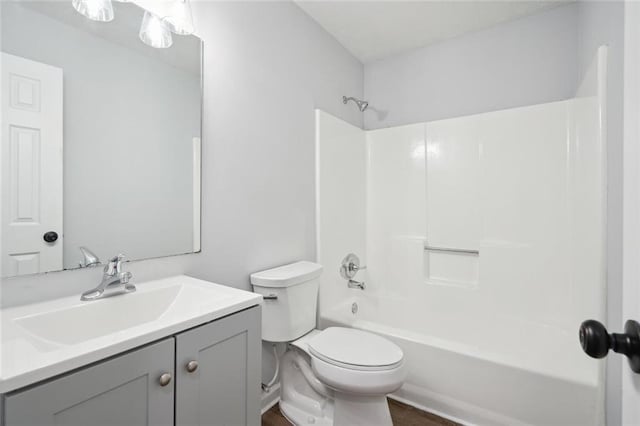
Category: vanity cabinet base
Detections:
[
  {"x1": 2, "y1": 306, "x2": 261, "y2": 426},
  {"x1": 4, "y1": 338, "x2": 175, "y2": 426},
  {"x1": 176, "y1": 304, "x2": 261, "y2": 426}
]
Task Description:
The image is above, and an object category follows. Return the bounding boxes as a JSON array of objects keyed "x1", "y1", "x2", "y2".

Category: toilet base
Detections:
[
  {"x1": 333, "y1": 394, "x2": 392, "y2": 426},
  {"x1": 280, "y1": 394, "x2": 393, "y2": 426},
  {"x1": 279, "y1": 347, "x2": 394, "y2": 426},
  {"x1": 280, "y1": 400, "x2": 333, "y2": 426}
]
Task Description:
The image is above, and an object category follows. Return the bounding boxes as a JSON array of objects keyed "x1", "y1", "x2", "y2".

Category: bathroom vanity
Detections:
[{"x1": 0, "y1": 276, "x2": 262, "y2": 426}]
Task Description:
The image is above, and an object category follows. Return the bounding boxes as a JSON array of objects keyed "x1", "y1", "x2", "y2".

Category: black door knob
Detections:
[
  {"x1": 579, "y1": 319, "x2": 640, "y2": 373},
  {"x1": 43, "y1": 231, "x2": 58, "y2": 243}
]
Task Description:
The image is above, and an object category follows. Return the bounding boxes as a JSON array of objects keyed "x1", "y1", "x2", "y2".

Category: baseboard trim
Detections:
[
  {"x1": 391, "y1": 383, "x2": 530, "y2": 426},
  {"x1": 261, "y1": 383, "x2": 281, "y2": 415},
  {"x1": 388, "y1": 393, "x2": 473, "y2": 426}
]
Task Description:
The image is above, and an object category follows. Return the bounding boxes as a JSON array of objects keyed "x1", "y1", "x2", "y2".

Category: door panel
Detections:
[
  {"x1": 4, "y1": 338, "x2": 175, "y2": 426},
  {"x1": 1, "y1": 52, "x2": 63, "y2": 277},
  {"x1": 176, "y1": 307, "x2": 261, "y2": 426}
]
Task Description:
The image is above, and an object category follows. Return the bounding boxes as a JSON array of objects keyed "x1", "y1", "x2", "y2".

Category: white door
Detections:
[
  {"x1": 623, "y1": 2, "x2": 640, "y2": 425},
  {"x1": 1, "y1": 53, "x2": 63, "y2": 277}
]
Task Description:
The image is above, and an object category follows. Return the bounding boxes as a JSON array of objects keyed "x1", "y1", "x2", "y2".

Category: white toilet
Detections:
[{"x1": 251, "y1": 261, "x2": 406, "y2": 426}]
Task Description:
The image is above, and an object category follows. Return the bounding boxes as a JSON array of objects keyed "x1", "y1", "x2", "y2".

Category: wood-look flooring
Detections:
[{"x1": 261, "y1": 398, "x2": 460, "y2": 426}]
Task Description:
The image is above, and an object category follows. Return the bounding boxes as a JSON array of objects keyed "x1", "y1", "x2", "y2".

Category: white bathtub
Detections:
[{"x1": 320, "y1": 298, "x2": 604, "y2": 426}]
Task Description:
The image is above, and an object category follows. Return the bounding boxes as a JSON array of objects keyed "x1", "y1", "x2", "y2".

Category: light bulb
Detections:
[
  {"x1": 139, "y1": 11, "x2": 173, "y2": 49},
  {"x1": 72, "y1": 0, "x2": 114, "y2": 22},
  {"x1": 163, "y1": 0, "x2": 195, "y2": 36}
]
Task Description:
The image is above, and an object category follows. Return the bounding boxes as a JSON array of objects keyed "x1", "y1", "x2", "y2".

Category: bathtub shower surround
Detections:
[
  {"x1": 315, "y1": 111, "x2": 367, "y2": 316},
  {"x1": 316, "y1": 48, "x2": 608, "y2": 426}
]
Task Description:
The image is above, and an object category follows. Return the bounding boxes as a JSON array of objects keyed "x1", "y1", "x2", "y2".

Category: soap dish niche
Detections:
[{"x1": 423, "y1": 245, "x2": 479, "y2": 288}]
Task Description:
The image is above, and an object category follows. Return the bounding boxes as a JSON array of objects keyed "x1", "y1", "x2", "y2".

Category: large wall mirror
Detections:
[{"x1": 1, "y1": 1, "x2": 202, "y2": 278}]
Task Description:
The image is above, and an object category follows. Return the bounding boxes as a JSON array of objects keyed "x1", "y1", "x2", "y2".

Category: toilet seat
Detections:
[
  {"x1": 289, "y1": 327, "x2": 406, "y2": 395},
  {"x1": 310, "y1": 349, "x2": 406, "y2": 396},
  {"x1": 308, "y1": 327, "x2": 404, "y2": 371}
]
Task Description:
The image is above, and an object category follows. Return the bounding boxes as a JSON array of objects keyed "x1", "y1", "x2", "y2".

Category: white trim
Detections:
[
  {"x1": 314, "y1": 109, "x2": 322, "y2": 262},
  {"x1": 388, "y1": 394, "x2": 475, "y2": 426},
  {"x1": 622, "y1": 2, "x2": 640, "y2": 425},
  {"x1": 192, "y1": 137, "x2": 201, "y2": 253},
  {"x1": 261, "y1": 383, "x2": 280, "y2": 415},
  {"x1": 391, "y1": 383, "x2": 529, "y2": 426}
]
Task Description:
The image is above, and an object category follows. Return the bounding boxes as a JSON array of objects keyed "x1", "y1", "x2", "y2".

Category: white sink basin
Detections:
[
  {"x1": 0, "y1": 275, "x2": 262, "y2": 393},
  {"x1": 15, "y1": 285, "x2": 182, "y2": 345}
]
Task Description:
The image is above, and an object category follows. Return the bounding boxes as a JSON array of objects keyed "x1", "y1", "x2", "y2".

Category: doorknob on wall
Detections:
[{"x1": 579, "y1": 319, "x2": 640, "y2": 373}]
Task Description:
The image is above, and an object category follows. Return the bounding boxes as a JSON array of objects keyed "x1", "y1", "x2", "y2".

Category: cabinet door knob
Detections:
[
  {"x1": 159, "y1": 373, "x2": 172, "y2": 386},
  {"x1": 186, "y1": 360, "x2": 199, "y2": 373}
]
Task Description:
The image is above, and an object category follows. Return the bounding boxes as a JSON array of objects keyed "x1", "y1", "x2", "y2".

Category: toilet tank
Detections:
[{"x1": 250, "y1": 261, "x2": 323, "y2": 342}]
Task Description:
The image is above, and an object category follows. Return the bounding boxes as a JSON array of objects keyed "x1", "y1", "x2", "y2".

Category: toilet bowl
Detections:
[
  {"x1": 307, "y1": 327, "x2": 405, "y2": 395},
  {"x1": 250, "y1": 262, "x2": 406, "y2": 425},
  {"x1": 280, "y1": 328, "x2": 406, "y2": 426}
]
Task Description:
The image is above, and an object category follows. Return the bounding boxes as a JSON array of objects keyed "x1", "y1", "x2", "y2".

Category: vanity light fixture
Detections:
[
  {"x1": 72, "y1": 0, "x2": 193, "y2": 49},
  {"x1": 139, "y1": 11, "x2": 173, "y2": 49},
  {"x1": 72, "y1": 0, "x2": 114, "y2": 22},
  {"x1": 163, "y1": 0, "x2": 195, "y2": 36}
]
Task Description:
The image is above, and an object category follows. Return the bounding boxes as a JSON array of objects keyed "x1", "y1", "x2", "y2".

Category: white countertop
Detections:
[{"x1": 0, "y1": 275, "x2": 262, "y2": 394}]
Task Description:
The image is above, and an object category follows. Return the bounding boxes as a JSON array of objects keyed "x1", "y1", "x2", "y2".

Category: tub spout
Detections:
[{"x1": 348, "y1": 279, "x2": 365, "y2": 290}]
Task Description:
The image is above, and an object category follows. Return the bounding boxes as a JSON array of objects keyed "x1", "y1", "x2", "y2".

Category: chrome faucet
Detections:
[
  {"x1": 80, "y1": 254, "x2": 135, "y2": 301},
  {"x1": 348, "y1": 279, "x2": 366, "y2": 290},
  {"x1": 341, "y1": 253, "x2": 366, "y2": 290}
]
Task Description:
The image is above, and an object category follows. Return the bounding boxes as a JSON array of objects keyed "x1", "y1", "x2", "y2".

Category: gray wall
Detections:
[
  {"x1": 1, "y1": 3, "x2": 200, "y2": 269},
  {"x1": 187, "y1": 0, "x2": 363, "y2": 286},
  {"x1": 576, "y1": 3, "x2": 625, "y2": 426},
  {"x1": 363, "y1": 3, "x2": 579, "y2": 130}
]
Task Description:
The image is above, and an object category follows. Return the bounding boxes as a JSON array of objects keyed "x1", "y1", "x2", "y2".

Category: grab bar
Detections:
[{"x1": 424, "y1": 245, "x2": 479, "y2": 255}]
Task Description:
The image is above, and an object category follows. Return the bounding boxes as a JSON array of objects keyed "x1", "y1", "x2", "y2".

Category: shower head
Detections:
[{"x1": 343, "y1": 96, "x2": 369, "y2": 112}]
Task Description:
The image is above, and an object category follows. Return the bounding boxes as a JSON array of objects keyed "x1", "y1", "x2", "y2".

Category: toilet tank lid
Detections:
[{"x1": 250, "y1": 261, "x2": 323, "y2": 288}]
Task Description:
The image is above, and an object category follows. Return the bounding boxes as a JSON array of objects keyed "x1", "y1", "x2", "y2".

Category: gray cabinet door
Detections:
[
  {"x1": 175, "y1": 306, "x2": 261, "y2": 426},
  {"x1": 4, "y1": 338, "x2": 175, "y2": 426}
]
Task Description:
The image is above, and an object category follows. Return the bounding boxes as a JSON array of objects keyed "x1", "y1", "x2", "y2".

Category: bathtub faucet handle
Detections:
[
  {"x1": 340, "y1": 253, "x2": 366, "y2": 280},
  {"x1": 349, "y1": 263, "x2": 366, "y2": 273}
]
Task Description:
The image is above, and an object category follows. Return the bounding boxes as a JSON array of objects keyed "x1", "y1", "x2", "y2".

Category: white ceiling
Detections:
[{"x1": 295, "y1": 0, "x2": 573, "y2": 63}]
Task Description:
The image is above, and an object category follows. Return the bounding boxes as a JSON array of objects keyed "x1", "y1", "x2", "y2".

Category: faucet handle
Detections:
[
  {"x1": 340, "y1": 253, "x2": 366, "y2": 280},
  {"x1": 104, "y1": 254, "x2": 126, "y2": 275},
  {"x1": 120, "y1": 271, "x2": 133, "y2": 284},
  {"x1": 78, "y1": 246, "x2": 101, "y2": 268},
  {"x1": 349, "y1": 263, "x2": 366, "y2": 273},
  {"x1": 108, "y1": 254, "x2": 125, "y2": 262}
]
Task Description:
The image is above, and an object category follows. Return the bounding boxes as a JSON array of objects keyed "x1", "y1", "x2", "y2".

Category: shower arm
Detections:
[{"x1": 342, "y1": 95, "x2": 369, "y2": 112}]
